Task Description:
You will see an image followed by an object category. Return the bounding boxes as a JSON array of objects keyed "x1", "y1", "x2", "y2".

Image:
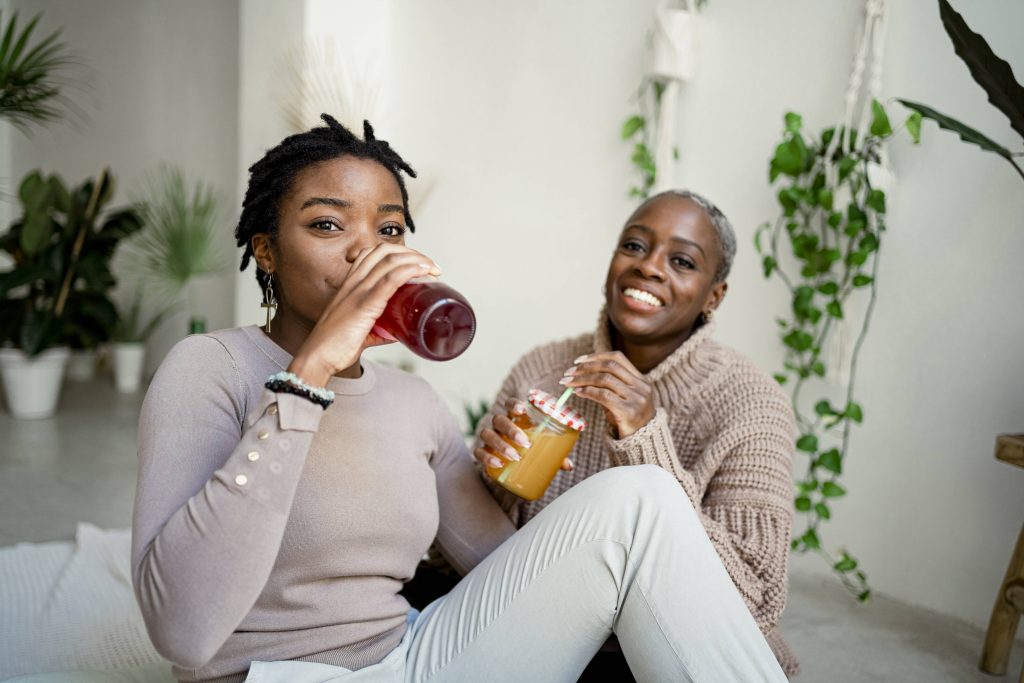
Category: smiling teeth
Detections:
[{"x1": 624, "y1": 288, "x2": 664, "y2": 307}]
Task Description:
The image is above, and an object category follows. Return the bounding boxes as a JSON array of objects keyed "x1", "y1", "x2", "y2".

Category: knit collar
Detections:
[{"x1": 592, "y1": 306, "x2": 721, "y2": 397}]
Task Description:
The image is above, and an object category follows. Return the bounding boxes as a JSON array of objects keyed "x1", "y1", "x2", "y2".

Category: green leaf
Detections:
[
  {"x1": 897, "y1": 99, "x2": 1013, "y2": 160},
  {"x1": 19, "y1": 211, "x2": 52, "y2": 256},
  {"x1": 818, "y1": 448, "x2": 842, "y2": 474},
  {"x1": 837, "y1": 156, "x2": 857, "y2": 182},
  {"x1": 821, "y1": 481, "x2": 847, "y2": 498},
  {"x1": 795, "y1": 495, "x2": 811, "y2": 511},
  {"x1": 811, "y1": 360, "x2": 826, "y2": 377},
  {"x1": 796, "y1": 434, "x2": 819, "y2": 453},
  {"x1": 801, "y1": 529, "x2": 821, "y2": 550},
  {"x1": 826, "y1": 300, "x2": 843, "y2": 319},
  {"x1": 936, "y1": 0, "x2": 1024, "y2": 140},
  {"x1": 817, "y1": 188, "x2": 834, "y2": 211},
  {"x1": 773, "y1": 373, "x2": 788, "y2": 385},
  {"x1": 784, "y1": 112, "x2": 803, "y2": 133},
  {"x1": 906, "y1": 111, "x2": 923, "y2": 144},
  {"x1": 817, "y1": 281, "x2": 839, "y2": 296},
  {"x1": 762, "y1": 255, "x2": 776, "y2": 278},
  {"x1": 772, "y1": 137, "x2": 808, "y2": 179},
  {"x1": 846, "y1": 251, "x2": 869, "y2": 267},
  {"x1": 814, "y1": 502, "x2": 831, "y2": 520},
  {"x1": 621, "y1": 115, "x2": 644, "y2": 140},
  {"x1": 828, "y1": 211, "x2": 842, "y2": 228},
  {"x1": 834, "y1": 555, "x2": 857, "y2": 572},
  {"x1": 866, "y1": 189, "x2": 886, "y2": 214},
  {"x1": 858, "y1": 590, "x2": 871, "y2": 602},
  {"x1": 792, "y1": 285, "x2": 814, "y2": 318},
  {"x1": 814, "y1": 400, "x2": 834, "y2": 417},
  {"x1": 870, "y1": 99, "x2": 893, "y2": 137},
  {"x1": 853, "y1": 274, "x2": 874, "y2": 287},
  {"x1": 845, "y1": 402, "x2": 864, "y2": 423},
  {"x1": 783, "y1": 330, "x2": 814, "y2": 352}
]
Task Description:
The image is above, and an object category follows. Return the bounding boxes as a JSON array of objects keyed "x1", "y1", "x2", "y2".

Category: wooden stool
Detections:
[{"x1": 980, "y1": 434, "x2": 1024, "y2": 682}]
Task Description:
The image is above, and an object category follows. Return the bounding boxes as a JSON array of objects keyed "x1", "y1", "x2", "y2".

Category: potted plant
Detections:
[
  {"x1": 0, "y1": 170, "x2": 142, "y2": 418},
  {"x1": 122, "y1": 166, "x2": 225, "y2": 334},
  {"x1": 109, "y1": 293, "x2": 175, "y2": 393}
]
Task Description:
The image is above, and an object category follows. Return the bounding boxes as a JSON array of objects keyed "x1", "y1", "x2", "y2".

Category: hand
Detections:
[
  {"x1": 474, "y1": 398, "x2": 574, "y2": 472},
  {"x1": 290, "y1": 243, "x2": 441, "y2": 386},
  {"x1": 558, "y1": 351, "x2": 655, "y2": 439}
]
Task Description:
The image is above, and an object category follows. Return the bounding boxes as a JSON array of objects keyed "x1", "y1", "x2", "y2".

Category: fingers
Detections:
[
  {"x1": 493, "y1": 414, "x2": 530, "y2": 448},
  {"x1": 503, "y1": 397, "x2": 526, "y2": 416},
  {"x1": 560, "y1": 457, "x2": 574, "y2": 471},
  {"x1": 563, "y1": 352, "x2": 643, "y2": 386},
  {"x1": 479, "y1": 428, "x2": 521, "y2": 463},
  {"x1": 473, "y1": 447, "x2": 504, "y2": 470}
]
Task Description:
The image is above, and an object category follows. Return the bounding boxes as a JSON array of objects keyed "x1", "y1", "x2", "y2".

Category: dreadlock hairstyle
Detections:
[{"x1": 235, "y1": 114, "x2": 417, "y2": 292}]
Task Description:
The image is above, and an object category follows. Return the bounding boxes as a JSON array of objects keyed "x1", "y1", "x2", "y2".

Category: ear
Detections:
[
  {"x1": 251, "y1": 233, "x2": 275, "y2": 274},
  {"x1": 705, "y1": 281, "x2": 728, "y2": 312}
]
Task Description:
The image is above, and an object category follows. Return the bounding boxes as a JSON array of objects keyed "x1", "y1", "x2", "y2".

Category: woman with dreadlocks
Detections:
[{"x1": 131, "y1": 115, "x2": 787, "y2": 683}]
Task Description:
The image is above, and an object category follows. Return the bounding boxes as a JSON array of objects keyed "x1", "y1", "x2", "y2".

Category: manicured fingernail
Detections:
[
  {"x1": 419, "y1": 262, "x2": 432, "y2": 269},
  {"x1": 514, "y1": 434, "x2": 530, "y2": 448},
  {"x1": 573, "y1": 355, "x2": 588, "y2": 363},
  {"x1": 489, "y1": 457, "x2": 502, "y2": 468},
  {"x1": 505, "y1": 448, "x2": 521, "y2": 462},
  {"x1": 563, "y1": 365, "x2": 578, "y2": 376},
  {"x1": 558, "y1": 377, "x2": 571, "y2": 385}
]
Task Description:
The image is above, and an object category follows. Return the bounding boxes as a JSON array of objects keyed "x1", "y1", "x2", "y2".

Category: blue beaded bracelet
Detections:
[{"x1": 264, "y1": 371, "x2": 335, "y2": 410}]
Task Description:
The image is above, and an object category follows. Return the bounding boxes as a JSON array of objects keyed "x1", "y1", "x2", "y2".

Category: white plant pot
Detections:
[
  {"x1": 0, "y1": 347, "x2": 70, "y2": 419},
  {"x1": 112, "y1": 343, "x2": 147, "y2": 393},
  {"x1": 66, "y1": 349, "x2": 99, "y2": 381}
]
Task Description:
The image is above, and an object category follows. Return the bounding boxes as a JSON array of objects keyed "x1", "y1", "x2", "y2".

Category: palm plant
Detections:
[
  {"x1": 123, "y1": 166, "x2": 226, "y2": 331},
  {"x1": 0, "y1": 10, "x2": 76, "y2": 133}
]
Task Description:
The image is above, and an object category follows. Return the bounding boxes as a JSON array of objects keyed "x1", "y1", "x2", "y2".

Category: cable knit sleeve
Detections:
[{"x1": 606, "y1": 378, "x2": 795, "y2": 635}]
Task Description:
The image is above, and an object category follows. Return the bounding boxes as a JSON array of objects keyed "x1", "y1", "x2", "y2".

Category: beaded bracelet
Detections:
[{"x1": 264, "y1": 371, "x2": 335, "y2": 410}]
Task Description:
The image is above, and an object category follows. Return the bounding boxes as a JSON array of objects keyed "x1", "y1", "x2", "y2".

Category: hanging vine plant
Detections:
[
  {"x1": 621, "y1": 81, "x2": 666, "y2": 199},
  {"x1": 754, "y1": 100, "x2": 921, "y2": 601}
]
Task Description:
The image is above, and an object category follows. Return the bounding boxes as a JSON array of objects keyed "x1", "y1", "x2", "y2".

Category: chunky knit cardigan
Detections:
[{"x1": 476, "y1": 313, "x2": 800, "y2": 676}]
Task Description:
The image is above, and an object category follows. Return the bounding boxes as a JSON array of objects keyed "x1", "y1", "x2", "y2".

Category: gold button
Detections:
[
  {"x1": 247, "y1": 451, "x2": 260, "y2": 462},
  {"x1": 235, "y1": 474, "x2": 248, "y2": 486},
  {"x1": 258, "y1": 430, "x2": 269, "y2": 440},
  {"x1": 268, "y1": 405, "x2": 278, "y2": 416}
]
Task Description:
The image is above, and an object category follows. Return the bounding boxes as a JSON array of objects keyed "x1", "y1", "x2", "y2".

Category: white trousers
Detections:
[{"x1": 246, "y1": 465, "x2": 787, "y2": 683}]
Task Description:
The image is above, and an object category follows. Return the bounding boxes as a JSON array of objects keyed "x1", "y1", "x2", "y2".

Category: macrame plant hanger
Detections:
[
  {"x1": 647, "y1": 0, "x2": 699, "y2": 194},
  {"x1": 824, "y1": 0, "x2": 893, "y2": 386}
]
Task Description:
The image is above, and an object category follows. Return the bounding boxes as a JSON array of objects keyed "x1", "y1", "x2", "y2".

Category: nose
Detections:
[
  {"x1": 344, "y1": 230, "x2": 381, "y2": 263},
  {"x1": 636, "y1": 249, "x2": 667, "y2": 281}
]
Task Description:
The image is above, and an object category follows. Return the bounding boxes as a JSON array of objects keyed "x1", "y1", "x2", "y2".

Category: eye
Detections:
[
  {"x1": 379, "y1": 223, "x2": 407, "y2": 238},
  {"x1": 311, "y1": 218, "x2": 341, "y2": 232},
  {"x1": 671, "y1": 255, "x2": 696, "y2": 269},
  {"x1": 620, "y1": 239, "x2": 645, "y2": 253}
]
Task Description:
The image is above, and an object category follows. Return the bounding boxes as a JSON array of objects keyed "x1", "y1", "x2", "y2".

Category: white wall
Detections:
[
  {"x1": 280, "y1": 0, "x2": 1024, "y2": 633},
  {"x1": 5, "y1": 0, "x2": 239, "y2": 375}
]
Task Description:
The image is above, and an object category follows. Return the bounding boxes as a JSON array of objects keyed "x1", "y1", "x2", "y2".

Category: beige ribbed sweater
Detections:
[{"x1": 477, "y1": 314, "x2": 800, "y2": 676}]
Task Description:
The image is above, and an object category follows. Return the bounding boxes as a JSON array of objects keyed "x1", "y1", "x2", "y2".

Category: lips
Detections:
[{"x1": 622, "y1": 286, "x2": 665, "y2": 308}]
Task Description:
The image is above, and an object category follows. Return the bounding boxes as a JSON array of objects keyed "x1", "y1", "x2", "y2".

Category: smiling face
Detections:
[
  {"x1": 604, "y1": 195, "x2": 727, "y2": 364},
  {"x1": 251, "y1": 155, "x2": 408, "y2": 334}
]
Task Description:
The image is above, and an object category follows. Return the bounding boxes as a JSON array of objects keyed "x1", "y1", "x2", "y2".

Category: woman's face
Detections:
[
  {"x1": 604, "y1": 195, "x2": 727, "y2": 350},
  {"x1": 253, "y1": 155, "x2": 407, "y2": 329}
]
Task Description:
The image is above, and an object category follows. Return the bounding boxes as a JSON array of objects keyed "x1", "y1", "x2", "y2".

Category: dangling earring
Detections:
[
  {"x1": 261, "y1": 272, "x2": 277, "y2": 333},
  {"x1": 702, "y1": 308, "x2": 715, "y2": 324}
]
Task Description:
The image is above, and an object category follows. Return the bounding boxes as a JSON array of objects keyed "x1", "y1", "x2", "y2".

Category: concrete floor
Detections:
[{"x1": 1, "y1": 378, "x2": 1021, "y2": 682}]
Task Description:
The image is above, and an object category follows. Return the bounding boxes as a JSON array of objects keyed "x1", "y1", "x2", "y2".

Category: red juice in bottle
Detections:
[{"x1": 375, "y1": 281, "x2": 476, "y2": 361}]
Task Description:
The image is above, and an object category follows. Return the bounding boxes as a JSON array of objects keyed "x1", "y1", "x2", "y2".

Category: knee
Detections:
[{"x1": 589, "y1": 465, "x2": 686, "y2": 507}]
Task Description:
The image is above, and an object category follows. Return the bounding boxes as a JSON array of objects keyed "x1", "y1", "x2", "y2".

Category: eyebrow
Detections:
[
  {"x1": 624, "y1": 224, "x2": 706, "y2": 257},
  {"x1": 300, "y1": 197, "x2": 405, "y2": 214}
]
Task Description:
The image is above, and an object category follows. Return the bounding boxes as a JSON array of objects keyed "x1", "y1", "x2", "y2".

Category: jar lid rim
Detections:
[{"x1": 528, "y1": 389, "x2": 587, "y2": 431}]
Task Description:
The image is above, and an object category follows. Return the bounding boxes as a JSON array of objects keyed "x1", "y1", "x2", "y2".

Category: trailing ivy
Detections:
[{"x1": 755, "y1": 100, "x2": 919, "y2": 602}]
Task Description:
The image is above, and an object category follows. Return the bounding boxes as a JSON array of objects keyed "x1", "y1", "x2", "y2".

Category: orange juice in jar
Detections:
[{"x1": 486, "y1": 389, "x2": 586, "y2": 501}]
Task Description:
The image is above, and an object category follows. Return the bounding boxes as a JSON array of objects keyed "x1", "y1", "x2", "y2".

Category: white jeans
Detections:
[{"x1": 246, "y1": 465, "x2": 787, "y2": 683}]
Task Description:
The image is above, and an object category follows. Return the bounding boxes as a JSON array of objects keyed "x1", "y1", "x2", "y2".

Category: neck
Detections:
[
  {"x1": 266, "y1": 307, "x2": 361, "y2": 380},
  {"x1": 610, "y1": 324, "x2": 697, "y2": 374}
]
